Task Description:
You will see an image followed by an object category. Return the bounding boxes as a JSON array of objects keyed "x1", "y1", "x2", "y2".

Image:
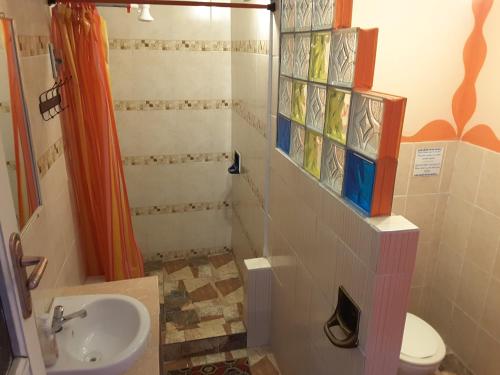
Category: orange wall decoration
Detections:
[{"x1": 401, "y1": 0, "x2": 500, "y2": 153}]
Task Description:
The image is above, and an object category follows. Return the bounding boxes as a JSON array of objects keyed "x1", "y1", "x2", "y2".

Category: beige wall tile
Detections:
[
  {"x1": 439, "y1": 141, "x2": 458, "y2": 192},
  {"x1": 470, "y1": 329, "x2": 500, "y2": 375},
  {"x1": 440, "y1": 195, "x2": 474, "y2": 257},
  {"x1": 450, "y1": 142, "x2": 484, "y2": 203},
  {"x1": 481, "y1": 277, "x2": 500, "y2": 342},
  {"x1": 476, "y1": 149, "x2": 500, "y2": 217},
  {"x1": 394, "y1": 142, "x2": 414, "y2": 196},
  {"x1": 448, "y1": 306, "x2": 478, "y2": 367},
  {"x1": 455, "y1": 261, "x2": 489, "y2": 321},
  {"x1": 404, "y1": 194, "x2": 438, "y2": 243},
  {"x1": 464, "y1": 207, "x2": 500, "y2": 273}
]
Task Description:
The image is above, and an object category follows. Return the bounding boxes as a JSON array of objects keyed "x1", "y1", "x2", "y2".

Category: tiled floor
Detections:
[
  {"x1": 164, "y1": 347, "x2": 281, "y2": 374},
  {"x1": 145, "y1": 250, "x2": 246, "y2": 345}
]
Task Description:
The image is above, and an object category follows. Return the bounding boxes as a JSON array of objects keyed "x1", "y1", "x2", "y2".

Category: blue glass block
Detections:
[
  {"x1": 277, "y1": 116, "x2": 292, "y2": 154},
  {"x1": 343, "y1": 151, "x2": 376, "y2": 215}
]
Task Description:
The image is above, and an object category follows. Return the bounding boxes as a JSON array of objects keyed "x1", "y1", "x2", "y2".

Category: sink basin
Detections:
[{"x1": 46, "y1": 294, "x2": 150, "y2": 375}]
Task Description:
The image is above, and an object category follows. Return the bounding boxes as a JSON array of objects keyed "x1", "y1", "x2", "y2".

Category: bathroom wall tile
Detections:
[
  {"x1": 450, "y1": 142, "x2": 484, "y2": 203},
  {"x1": 124, "y1": 162, "x2": 231, "y2": 208},
  {"x1": 393, "y1": 143, "x2": 414, "y2": 196},
  {"x1": 440, "y1": 195, "x2": 474, "y2": 258},
  {"x1": 404, "y1": 194, "x2": 438, "y2": 244},
  {"x1": 476, "y1": 149, "x2": 500, "y2": 218},
  {"x1": 293, "y1": 33, "x2": 311, "y2": 80},
  {"x1": 116, "y1": 109, "x2": 231, "y2": 156},
  {"x1": 391, "y1": 196, "x2": 406, "y2": 215},
  {"x1": 439, "y1": 141, "x2": 458, "y2": 193},
  {"x1": 109, "y1": 50, "x2": 231, "y2": 100},
  {"x1": 470, "y1": 329, "x2": 500, "y2": 375},
  {"x1": 431, "y1": 244, "x2": 462, "y2": 303},
  {"x1": 480, "y1": 277, "x2": 500, "y2": 342},
  {"x1": 448, "y1": 306, "x2": 478, "y2": 368},
  {"x1": 464, "y1": 207, "x2": 500, "y2": 274},
  {"x1": 455, "y1": 260, "x2": 489, "y2": 322},
  {"x1": 312, "y1": 221, "x2": 338, "y2": 303},
  {"x1": 424, "y1": 287, "x2": 454, "y2": 343}
]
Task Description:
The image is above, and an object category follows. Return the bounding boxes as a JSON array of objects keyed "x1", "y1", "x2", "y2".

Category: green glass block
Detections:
[
  {"x1": 304, "y1": 130, "x2": 323, "y2": 179},
  {"x1": 290, "y1": 80, "x2": 307, "y2": 125},
  {"x1": 308, "y1": 32, "x2": 331, "y2": 83},
  {"x1": 324, "y1": 87, "x2": 351, "y2": 145}
]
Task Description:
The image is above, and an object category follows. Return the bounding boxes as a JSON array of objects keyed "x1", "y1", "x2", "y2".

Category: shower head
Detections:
[{"x1": 138, "y1": 4, "x2": 154, "y2": 22}]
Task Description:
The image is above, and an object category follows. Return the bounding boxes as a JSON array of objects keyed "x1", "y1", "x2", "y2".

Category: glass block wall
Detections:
[{"x1": 277, "y1": 0, "x2": 407, "y2": 216}]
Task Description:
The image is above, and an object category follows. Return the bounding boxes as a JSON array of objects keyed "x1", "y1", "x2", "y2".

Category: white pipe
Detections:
[{"x1": 263, "y1": 9, "x2": 274, "y2": 258}]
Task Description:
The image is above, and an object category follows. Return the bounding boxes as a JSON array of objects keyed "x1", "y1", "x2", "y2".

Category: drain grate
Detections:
[{"x1": 83, "y1": 351, "x2": 102, "y2": 363}]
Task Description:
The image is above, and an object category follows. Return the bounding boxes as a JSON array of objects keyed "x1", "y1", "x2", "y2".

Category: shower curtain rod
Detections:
[{"x1": 48, "y1": 0, "x2": 275, "y2": 11}]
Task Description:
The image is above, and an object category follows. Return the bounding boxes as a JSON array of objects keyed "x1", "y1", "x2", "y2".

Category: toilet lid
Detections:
[{"x1": 401, "y1": 313, "x2": 439, "y2": 359}]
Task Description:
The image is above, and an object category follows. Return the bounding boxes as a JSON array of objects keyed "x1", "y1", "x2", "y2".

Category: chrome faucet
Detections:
[{"x1": 51, "y1": 305, "x2": 87, "y2": 333}]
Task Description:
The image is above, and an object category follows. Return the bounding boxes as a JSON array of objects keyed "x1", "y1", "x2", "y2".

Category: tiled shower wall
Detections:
[
  {"x1": 230, "y1": 7, "x2": 273, "y2": 273},
  {"x1": 100, "y1": 6, "x2": 233, "y2": 260}
]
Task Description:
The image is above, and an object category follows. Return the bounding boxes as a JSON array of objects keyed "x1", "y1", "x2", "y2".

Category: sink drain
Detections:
[{"x1": 83, "y1": 351, "x2": 102, "y2": 363}]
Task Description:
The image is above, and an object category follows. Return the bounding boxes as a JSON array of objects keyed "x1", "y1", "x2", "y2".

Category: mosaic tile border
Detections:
[
  {"x1": 231, "y1": 40, "x2": 269, "y2": 55},
  {"x1": 17, "y1": 35, "x2": 50, "y2": 57},
  {"x1": 37, "y1": 138, "x2": 64, "y2": 178},
  {"x1": 108, "y1": 39, "x2": 268, "y2": 54},
  {"x1": 0, "y1": 102, "x2": 11, "y2": 113},
  {"x1": 109, "y1": 39, "x2": 231, "y2": 52},
  {"x1": 123, "y1": 152, "x2": 230, "y2": 166},
  {"x1": 131, "y1": 200, "x2": 231, "y2": 216},
  {"x1": 143, "y1": 246, "x2": 232, "y2": 263},
  {"x1": 233, "y1": 101, "x2": 268, "y2": 139},
  {"x1": 114, "y1": 99, "x2": 232, "y2": 111}
]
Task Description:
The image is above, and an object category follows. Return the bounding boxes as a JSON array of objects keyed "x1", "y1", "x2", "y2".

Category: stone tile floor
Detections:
[
  {"x1": 145, "y1": 250, "x2": 246, "y2": 346},
  {"x1": 164, "y1": 347, "x2": 281, "y2": 374}
]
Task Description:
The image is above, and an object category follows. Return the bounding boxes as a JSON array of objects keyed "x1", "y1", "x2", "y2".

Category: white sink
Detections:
[{"x1": 46, "y1": 294, "x2": 150, "y2": 375}]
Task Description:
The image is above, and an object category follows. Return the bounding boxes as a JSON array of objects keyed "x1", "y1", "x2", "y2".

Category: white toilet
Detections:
[{"x1": 398, "y1": 313, "x2": 446, "y2": 375}]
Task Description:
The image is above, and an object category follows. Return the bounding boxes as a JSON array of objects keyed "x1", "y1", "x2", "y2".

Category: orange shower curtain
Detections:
[
  {"x1": 2, "y1": 19, "x2": 38, "y2": 228},
  {"x1": 50, "y1": 3, "x2": 144, "y2": 280}
]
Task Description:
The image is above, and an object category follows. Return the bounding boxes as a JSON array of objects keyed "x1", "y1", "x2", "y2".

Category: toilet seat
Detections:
[{"x1": 399, "y1": 313, "x2": 446, "y2": 367}]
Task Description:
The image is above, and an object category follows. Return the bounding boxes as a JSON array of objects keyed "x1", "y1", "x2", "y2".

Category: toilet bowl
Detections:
[{"x1": 398, "y1": 313, "x2": 446, "y2": 375}]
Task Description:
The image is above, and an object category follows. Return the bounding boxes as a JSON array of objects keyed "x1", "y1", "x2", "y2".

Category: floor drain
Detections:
[{"x1": 83, "y1": 351, "x2": 102, "y2": 363}]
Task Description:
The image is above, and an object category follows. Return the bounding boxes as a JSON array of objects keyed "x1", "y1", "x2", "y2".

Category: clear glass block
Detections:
[
  {"x1": 295, "y1": 0, "x2": 312, "y2": 32},
  {"x1": 277, "y1": 115, "x2": 292, "y2": 154},
  {"x1": 281, "y1": 0, "x2": 295, "y2": 32},
  {"x1": 347, "y1": 92, "x2": 384, "y2": 160},
  {"x1": 312, "y1": 0, "x2": 334, "y2": 30},
  {"x1": 328, "y1": 28, "x2": 358, "y2": 88},
  {"x1": 280, "y1": 34, "x2": 294, "y2": 77},
  {"x1": 308, "y1": 32, "x2": 331, "y2": 83},
  {"x1": 321, "y1": 139, "x2": 345, "y2": 195},
  {"x1": 293, "y1": 33, "x2": 311, "y2": 80},
  {"x1": 324, "y1": 87, "x2": 351, "y2": 145},
  {"x1": 290, "y1": 122, "x2": 305, "y2": 166},
  {"x1": 278, "y1": 76, "x2": 292, "y2": 118},
  {"x1": 304, "y1": 130, "x2": 323, "y2": 179},
  {"x1": 343, "y1": 150, "x2": 375, "y2": 215},
  {"x1": 291, "y1": 80, "x2": 308, "y2": 125},
  {"x1": 305, "y1": 83, "x2": 326, "y2": 133}
]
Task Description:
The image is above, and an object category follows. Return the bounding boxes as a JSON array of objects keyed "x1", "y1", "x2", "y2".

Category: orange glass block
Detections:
[
  {"x1": 333, "y1": 0, "x2": 353, "y2": 29},
  {"x1": 329, "y1": 28, "x2": 378, "y2": 90},
  {"x1": 362, "y1": 90, "x2": 407, "y2": 216}
]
